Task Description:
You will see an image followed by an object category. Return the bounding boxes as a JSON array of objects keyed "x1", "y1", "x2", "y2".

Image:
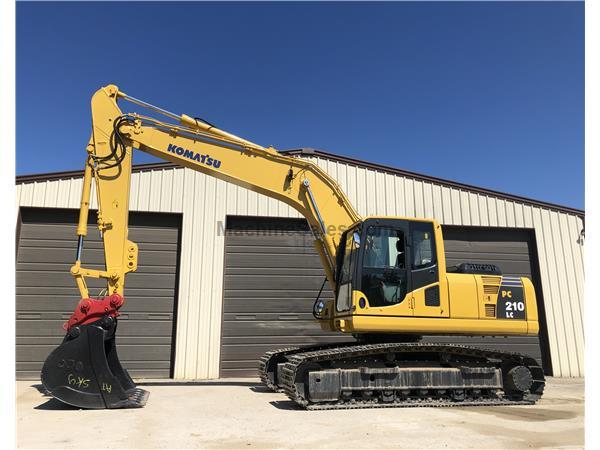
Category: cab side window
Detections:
[{"x1": 411, "y1": 222, "x2": 436, "y2": 269}]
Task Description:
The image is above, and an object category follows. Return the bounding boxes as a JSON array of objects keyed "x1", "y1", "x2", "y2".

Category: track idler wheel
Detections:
[
  {"x1": 41, "y1": 316, "x2": 149, "y2": 409},
  {"x1": 502, "y1": 365, "x2": 534, "y2": 399}
]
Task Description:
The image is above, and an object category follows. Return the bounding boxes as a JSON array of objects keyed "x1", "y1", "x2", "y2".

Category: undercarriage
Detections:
[{"x1": 259, "y1": 341, "x2": 545, "y2": 410}]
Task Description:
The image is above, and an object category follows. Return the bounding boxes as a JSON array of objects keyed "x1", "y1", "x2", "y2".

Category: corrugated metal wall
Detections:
[{"x1": 16, "y1": 155, "x2": 585, "y2": 378}]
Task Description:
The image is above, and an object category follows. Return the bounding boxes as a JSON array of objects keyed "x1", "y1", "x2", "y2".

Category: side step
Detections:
[{"x1": 41, "y1": 316, "x2": 149, "y2": 409}]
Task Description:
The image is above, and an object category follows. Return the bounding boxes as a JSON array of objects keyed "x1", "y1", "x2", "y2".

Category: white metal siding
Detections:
[{"x1": 16, "y1": 156, "x2": 585, "y2": 378}]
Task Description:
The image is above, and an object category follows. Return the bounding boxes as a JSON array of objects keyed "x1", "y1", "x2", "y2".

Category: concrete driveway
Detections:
[{"x1": 17, "y1": 377, "x2": 584, "y2": 449}]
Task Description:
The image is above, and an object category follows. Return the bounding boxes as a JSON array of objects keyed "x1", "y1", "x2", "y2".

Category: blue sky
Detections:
[{"x1": 16, "y1": 2, "x2": 583, "y2": 209}]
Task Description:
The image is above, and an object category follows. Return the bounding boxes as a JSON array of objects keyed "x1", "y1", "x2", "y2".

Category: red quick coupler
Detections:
[{"x1": 63, "y1": 293, "x2": 124, "y2": 330}]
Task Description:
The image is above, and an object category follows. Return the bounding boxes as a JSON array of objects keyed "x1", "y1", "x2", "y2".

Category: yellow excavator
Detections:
[{"x1": 41, "y1": 85, "x2": 545, "y2": 410}]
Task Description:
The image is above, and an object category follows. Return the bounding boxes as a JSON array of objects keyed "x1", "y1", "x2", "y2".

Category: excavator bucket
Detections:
[{"x1": 41, "y1": 314, "x2": 149, "y2": 409}]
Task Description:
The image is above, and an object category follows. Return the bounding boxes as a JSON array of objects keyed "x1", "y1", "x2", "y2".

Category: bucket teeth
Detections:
[{"x1": 127, "y1": 388, "x2": 150, "y2": 408}]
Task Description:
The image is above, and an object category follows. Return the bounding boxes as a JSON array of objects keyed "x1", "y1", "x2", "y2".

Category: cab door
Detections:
[
  {"x1": 408, "y1": 221, "x2": 449, "y2": 318},
  {"x1": 359, "y1": 221, "x2": 413, "y2": 317}
]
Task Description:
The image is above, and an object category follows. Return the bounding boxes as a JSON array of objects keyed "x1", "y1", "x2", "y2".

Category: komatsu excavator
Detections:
[{"x1": 41, "y1": 85, "x2": 545, "y2": 410}]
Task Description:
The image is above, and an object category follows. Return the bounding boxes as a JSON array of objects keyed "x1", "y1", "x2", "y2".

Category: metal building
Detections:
[{"x1": 15, "y1": 149, "x2": 585, "y2": 380}]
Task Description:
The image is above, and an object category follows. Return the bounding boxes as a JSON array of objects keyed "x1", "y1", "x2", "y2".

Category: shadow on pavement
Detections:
[
  {"x1": 269, "y1": 400, "x2": 303, "y2": 411},
  {"x1": 138, "y1": 381, "x2": 262, "y2": 387},
  {"x1": 31, "y1": 384, "x2": 51, "y2": 396},
  {"x1": 249, "y1": 385, "x2": 273, "y2": 393},
  {"x1": 31, "y1": 384, "x2": 79, "y2": 410},
  {"x1": 34, "y1": 398, "x2": 79, "y2": 411}
]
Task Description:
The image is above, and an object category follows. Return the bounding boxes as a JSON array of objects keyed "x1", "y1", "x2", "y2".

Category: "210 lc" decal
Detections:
[{"x1": 496, "y1": 277, "x2": 526, "y2": 320}]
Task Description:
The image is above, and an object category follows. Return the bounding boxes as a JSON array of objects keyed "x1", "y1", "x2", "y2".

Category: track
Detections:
[
  {"x1": 260, "y1": 342, "x2": 545, "y2": 410},
  {"x1": 259, "y1": 346, "x2": 300, "y2": 391},
  {"x1": 258, "y1": 341, "x2": 363, "y2": 391}
]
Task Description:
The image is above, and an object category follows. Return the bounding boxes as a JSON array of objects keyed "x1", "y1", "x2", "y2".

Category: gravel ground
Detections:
[{"x1": 16, "y1": 377, "x2": 584, "y2": 449}]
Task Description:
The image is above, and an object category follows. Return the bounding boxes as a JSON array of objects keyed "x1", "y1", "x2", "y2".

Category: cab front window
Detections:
[{"x1": 336, "y1": 229, "x2": 359, "y2": 312}]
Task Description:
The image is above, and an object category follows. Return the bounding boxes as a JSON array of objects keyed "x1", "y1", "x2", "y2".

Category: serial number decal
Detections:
[{"x1": 496, "y1": 277, "x2": 526, "y2": 320}]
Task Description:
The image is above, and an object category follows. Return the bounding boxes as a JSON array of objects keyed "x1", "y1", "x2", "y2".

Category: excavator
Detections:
[{"x1": 40, "y1": 85, "x2": 545, "y2": 410}]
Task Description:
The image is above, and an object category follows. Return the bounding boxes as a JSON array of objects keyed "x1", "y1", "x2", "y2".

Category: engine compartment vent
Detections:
[
  {"x1": 481, "y1": 276, "x2": 502, "y2": 285},
  {"x1": 485, "y1": 304, "x2": 496, "y2": 318},
  {"x1": 483, "y1": 284, "x2": 500, "y2": 295}
]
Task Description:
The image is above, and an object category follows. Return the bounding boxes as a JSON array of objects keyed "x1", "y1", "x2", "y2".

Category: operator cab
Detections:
[{"x1": 333, "y1": 218, "x2": 440, "y2": 314}]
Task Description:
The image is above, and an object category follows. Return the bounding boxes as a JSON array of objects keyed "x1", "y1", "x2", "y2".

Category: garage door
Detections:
[
  {"x1": 220, "y1": 218, "x2": 549, "y2": 377},
  {"x1": 434, "y1": 225, "x2": 549, "y2": 373},
  {"x1": 16, "y1": 207, "x2": 181, "y2": 379},
  {"x1": 220, "y1": 217, "x2": 353, "y2": 377}
]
